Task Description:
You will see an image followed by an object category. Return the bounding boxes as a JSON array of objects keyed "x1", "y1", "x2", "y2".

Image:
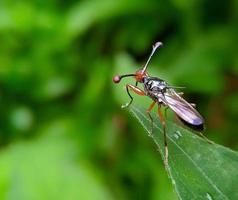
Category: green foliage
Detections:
[
  {"x1": 0, "y1": 0, "x2": 237, "y2": 199},
  {"x1": 130, "y1": 105, "x2": 238, "y2": 200},
  {"x1": 0, "y1": 120, "x2": 113, "y2": 200}
]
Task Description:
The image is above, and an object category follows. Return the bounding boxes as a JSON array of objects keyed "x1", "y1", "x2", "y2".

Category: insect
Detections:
[{"x1": 113, "y1": 42, "x2": 204, "y2": 166}]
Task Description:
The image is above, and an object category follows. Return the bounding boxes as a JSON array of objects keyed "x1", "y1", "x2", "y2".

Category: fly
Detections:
[{"x1": 113, "y1": 42, "x2": 205, "y2": 166}]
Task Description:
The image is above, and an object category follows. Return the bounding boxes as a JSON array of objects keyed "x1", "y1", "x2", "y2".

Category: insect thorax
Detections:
[{"x1": 143, "y1": 77, "x2": 168, "y2": 100}]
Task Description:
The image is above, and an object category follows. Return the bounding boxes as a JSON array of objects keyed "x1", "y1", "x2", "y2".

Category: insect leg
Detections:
[
  {"x1": 164, "y1": 106, "x2": 169, "y2": 118},
  {"x1": 190, "y1": 103, "x2": 196, "y2": 107},
  {"x1": 147, "y1": 101, "x2": 156, "y2": 135},
  {"x1": 177, "y1": 92, "x2": 184, "y2": 96},
  {"x1": 122, "y1": 84, "x2": 145, "y2": 108},
  {"x1": 198, "y1": 132, "x2": 214, "y2": 144},
  {"x1": 157, "y1": 106, "x2": 168, "y2": 167}
]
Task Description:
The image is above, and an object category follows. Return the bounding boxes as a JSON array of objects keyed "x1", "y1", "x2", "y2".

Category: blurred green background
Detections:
[{"x1": 0, "y1": 0, "x2": 237, "y2": 199}]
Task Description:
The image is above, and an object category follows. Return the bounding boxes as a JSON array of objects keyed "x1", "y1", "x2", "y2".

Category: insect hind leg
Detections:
[
  {"x1": 164, "y1": 106, "x2": 169, "y2": 118},
  {"x1": 157, "y1": 106, "x2": 169, "y2": 168},
  {"x1": 198, "y1": 132, "x2": 214, "y2": 144}
]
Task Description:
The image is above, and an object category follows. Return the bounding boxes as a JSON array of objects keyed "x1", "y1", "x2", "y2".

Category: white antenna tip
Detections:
[{"x1": 153, "y1": 41, "x2": 163, "y2": 49}]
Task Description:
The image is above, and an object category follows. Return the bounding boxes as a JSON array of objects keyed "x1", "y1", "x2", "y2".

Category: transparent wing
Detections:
[{"x1": 158, "y1": 89, "x2": 204, "y2": 126}]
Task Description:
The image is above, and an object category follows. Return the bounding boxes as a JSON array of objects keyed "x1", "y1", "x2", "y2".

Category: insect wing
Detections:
[{"x1": 158, "y1": 90, "x2": 204, "y2": 126}]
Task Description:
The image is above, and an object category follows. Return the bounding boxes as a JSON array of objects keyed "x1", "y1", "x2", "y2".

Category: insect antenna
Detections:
[
  {"x1": 113, "y1": 74, "x2": 135, "y2": 83},
  {"x1": 142, "y1": 41, "x2": 163, "y2": 73}
]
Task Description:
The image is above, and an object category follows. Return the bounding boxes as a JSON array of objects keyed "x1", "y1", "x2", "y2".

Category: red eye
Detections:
[{"x1": 135, "y1": 70, "x2": 148, "y2": 82}]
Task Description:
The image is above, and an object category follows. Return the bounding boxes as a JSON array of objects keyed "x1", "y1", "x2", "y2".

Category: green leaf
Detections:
[{"x1": 129, "y1": 105, "x2": 238, "y2": 200}]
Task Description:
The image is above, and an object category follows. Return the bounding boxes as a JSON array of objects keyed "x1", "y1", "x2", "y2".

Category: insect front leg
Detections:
[
  {"x1": 121, "y1": 84, "x2": 145, "y2": 108},
  {"x1": 157, "y1": 105, "x2": 169, "y2": 168},
  {"x1": 146, "y1": 101, "x2": 156, "y2": 135}
]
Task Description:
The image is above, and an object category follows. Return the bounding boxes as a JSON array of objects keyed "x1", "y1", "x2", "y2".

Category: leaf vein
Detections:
[{"x1": 131, "y1": 106, "x2": 229, "y2": 200}]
